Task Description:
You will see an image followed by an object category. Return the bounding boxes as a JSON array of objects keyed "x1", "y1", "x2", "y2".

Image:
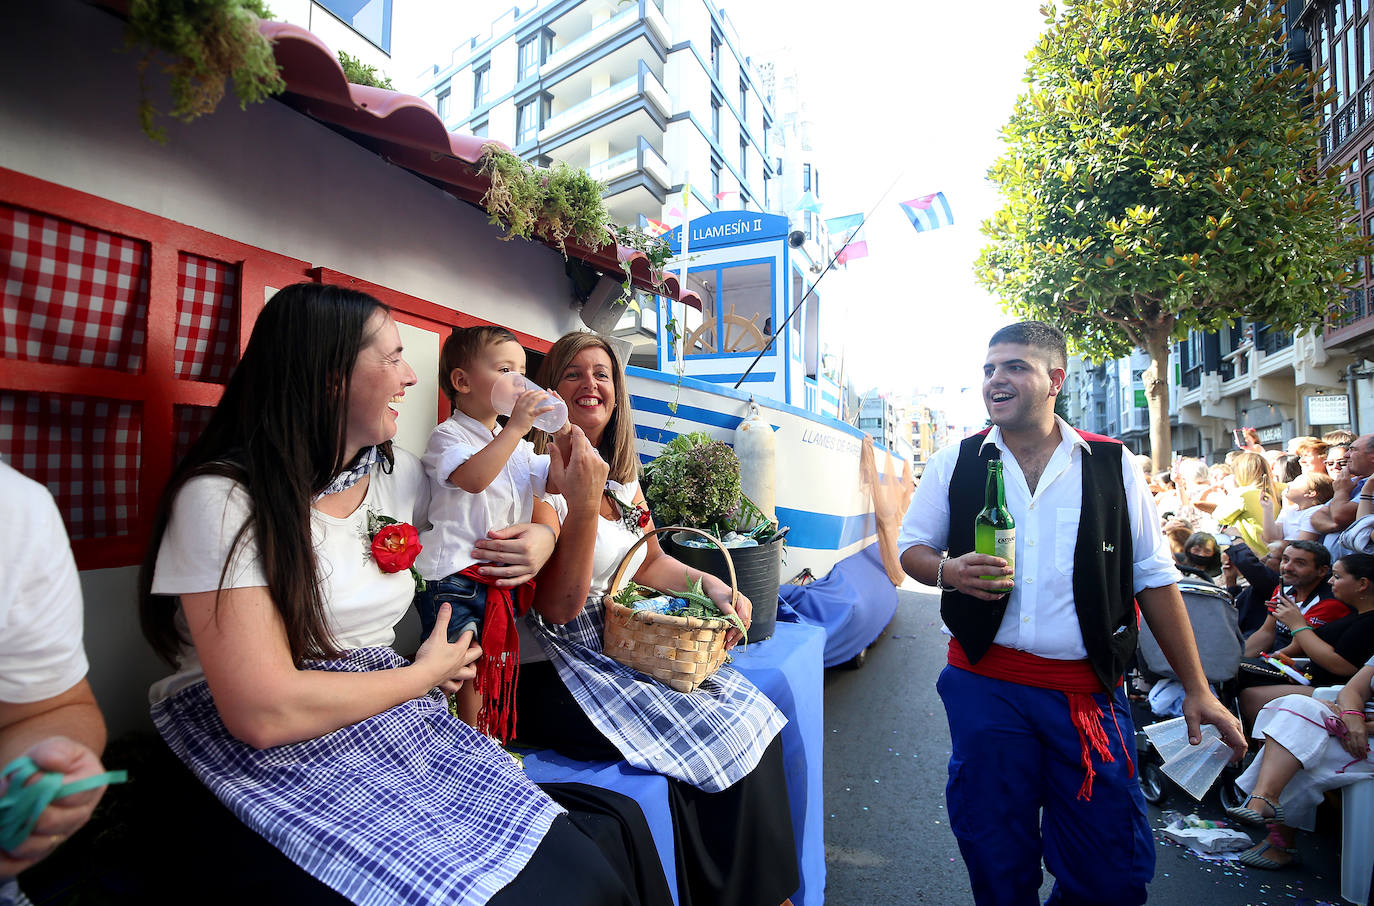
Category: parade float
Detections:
[{"x1": 1, "y1": 5, "x2": 910, "y2": 902}]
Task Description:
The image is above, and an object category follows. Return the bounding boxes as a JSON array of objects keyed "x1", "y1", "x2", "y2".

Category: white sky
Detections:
[{"x1": 389, "y1": 1, "x2": 1050, "y2": 414}]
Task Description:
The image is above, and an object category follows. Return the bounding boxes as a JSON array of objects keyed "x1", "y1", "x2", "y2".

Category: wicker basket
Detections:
[{"x1": 602, "y1": 526, "x2": 738, "y2": 693}]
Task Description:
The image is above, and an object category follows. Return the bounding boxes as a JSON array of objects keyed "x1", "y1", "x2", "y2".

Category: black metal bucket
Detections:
[{"x1": 663, "y1": 532, "x2": 782, "y2": 641}]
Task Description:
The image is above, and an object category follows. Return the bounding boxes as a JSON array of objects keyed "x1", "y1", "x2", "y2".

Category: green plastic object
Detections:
[{"x1": 0, "y1": 755, "x2": 128, "y2": 852}]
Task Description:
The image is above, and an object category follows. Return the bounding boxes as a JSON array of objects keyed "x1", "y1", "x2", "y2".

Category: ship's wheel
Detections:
[{"x1": 684, "y1": 305, "x2": 768, "y2": 354}]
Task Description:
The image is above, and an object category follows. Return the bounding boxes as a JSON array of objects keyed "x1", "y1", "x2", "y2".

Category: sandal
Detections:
[
  {"x1": 1226, "y1": 794, "x2": 1285, "y2": 827},
  {"x1": 1238, "y1": 826, "x2": 1299, "y2": 870}
]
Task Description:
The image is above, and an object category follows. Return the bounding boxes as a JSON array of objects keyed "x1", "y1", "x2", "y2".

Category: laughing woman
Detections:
[
  {"x1": 139, "y1": 285, "x2": 667, "y2": 906},
  {"x1": 515, "y1": 331, "x2": 800, "y2": 906}
]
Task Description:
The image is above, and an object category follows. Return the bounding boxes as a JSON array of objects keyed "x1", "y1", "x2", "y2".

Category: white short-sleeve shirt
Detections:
[
  {"x1": 897, "y1": 418, "x2": 1179, "y2": 660},
  {"x1": 0, "y1": 460, "x2": 88, "y2": 703},
  {"x1": 148, "y1": 451, "x2": 427, "y2": 702},
  {"x1": 416, "y1": 411, "x2": 550, "y2": 581}
]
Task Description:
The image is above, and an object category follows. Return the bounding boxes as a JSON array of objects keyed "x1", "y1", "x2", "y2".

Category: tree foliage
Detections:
[{"x1": 976, "y1": 0, "x2": 1370, "y2": 463}]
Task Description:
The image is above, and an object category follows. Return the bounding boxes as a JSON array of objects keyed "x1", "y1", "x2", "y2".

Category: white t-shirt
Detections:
[
  {"x1": 416, "y1": 411, "x2": 550, "y2": 581},
  {"x1": 0, "y1": 460, "x2": 88, "y2": 703},
  {"x1": 517, "y1": 480, "x2": 648, "y2": 664},
  {"x1": 1277, "y1": 506, "x2": 1317, "y2": 541},
  {"x1": 148, "y1": 451, "x2": 428, "y2": 702}
]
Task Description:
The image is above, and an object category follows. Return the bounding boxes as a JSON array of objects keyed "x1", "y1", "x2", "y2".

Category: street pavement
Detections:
[{"x1": 821, "y1": 586, "x2": 1353, "y2": 905}]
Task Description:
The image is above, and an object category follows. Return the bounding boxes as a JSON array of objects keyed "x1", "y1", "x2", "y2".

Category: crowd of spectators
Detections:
[{"x1": 1140, "y1": 429, "x2": 1374, "y2": 871}]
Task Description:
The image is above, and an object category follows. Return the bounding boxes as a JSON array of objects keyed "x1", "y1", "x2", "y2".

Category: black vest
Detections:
[{"x1": 942, "y1": 432, "x2": 1137, "y2": 689}]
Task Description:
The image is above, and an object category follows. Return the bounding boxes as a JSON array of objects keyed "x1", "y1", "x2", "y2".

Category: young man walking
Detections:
[{"x1": 899, "y1": 321, "x2": 1246, "y2": 905}]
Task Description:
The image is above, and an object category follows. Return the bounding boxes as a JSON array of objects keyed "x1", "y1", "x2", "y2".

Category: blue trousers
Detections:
[
  {"x1": 936, "y1": 665, "x2": 1154, "y2": 906},
  {"x1": 413, "y1": 572, "x2": 486, "y2": 643}
]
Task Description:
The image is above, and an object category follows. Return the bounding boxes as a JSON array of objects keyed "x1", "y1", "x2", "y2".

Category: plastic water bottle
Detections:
[{"x1": 490, "y1": 372, "x2": 568, "y2": 433}]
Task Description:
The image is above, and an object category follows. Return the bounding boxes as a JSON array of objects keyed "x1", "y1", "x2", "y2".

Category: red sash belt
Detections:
[
  {"x1": 948, "y1": 639, "x2": 1133, "y2": 800},
  {"x1": 458, "y1": 565, "x2": 535, "y2": 744}
]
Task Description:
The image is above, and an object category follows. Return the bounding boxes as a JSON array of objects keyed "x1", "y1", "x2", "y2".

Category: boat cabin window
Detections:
[{"x1": 681, "y1": 262, "x2": 771, "y2": 357}]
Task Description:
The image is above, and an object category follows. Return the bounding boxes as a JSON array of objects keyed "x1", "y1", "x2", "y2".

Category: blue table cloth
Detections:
[{"x1": 520, "y1": 619, "x2": 827, "y2": 906}]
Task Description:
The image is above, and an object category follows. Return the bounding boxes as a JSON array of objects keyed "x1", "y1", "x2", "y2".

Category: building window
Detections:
[
  {"x1": 516, "y1": 100, "x2": 538, "y2": 144},
  {"x1": 803, "y1": 162, "x2": 811, "y2": 191},
  {"x1": 739, "y1": 78, "x2": 747, "y2": 119},
  {"x1": 474, "y1": 64, "x2": 490, "y2": 107},
  {"x1": 740, "y1": 137, "x2": 748, "y2": 175},
  {"x1": 762, "y1": 171, "x2": 770, "y2": 209},
  {"x1": 318, "y1": 0, "x2": 392, "y2": 52},
  {"x1": 435, "y1": 89, "x2": 450, "y2": 122},
  {"x1": 710, "y1": 31, "x2": 721, "y2": 76},
  {"x1": 518, "y1": 36, "x2": 540, "y2": 80},
  {"x1": 472, "y1": 119, "x2": 488, "y2": 138},
  {"x1": 804, "y1": 210, "x2": 813, "y2": 240},
  {"x1": 710, "y1": 159, "x2": 721, "y2": 207},
  {"x1": 740, "y1": 189, "x2": 751, "y2": 211},
  {"x1": 711, "y1": 95, "x2": 721, "y2": 140},
  {"x1": 813, "y1": 168, "x2": 820, "y2": 198}
]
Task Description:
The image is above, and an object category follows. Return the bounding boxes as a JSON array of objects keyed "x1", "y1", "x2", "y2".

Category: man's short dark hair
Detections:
[
  {"x1": 1286, "y1": 539, "x2": 1332, "y2": 571},
  {"x1": 989, "y1": 321, "x2": 1067, "y2": 371}
]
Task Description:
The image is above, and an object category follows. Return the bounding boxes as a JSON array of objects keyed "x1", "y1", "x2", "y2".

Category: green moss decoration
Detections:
[
  {"x1": 337, "y1": 50, "x2": 393, "y2": 89},
  {"x1": 477, "y1": 145, "x2": 611, "y2": 253},
  {"x1": 126, "y1": 0, "x2": 286, "y2": 144}
]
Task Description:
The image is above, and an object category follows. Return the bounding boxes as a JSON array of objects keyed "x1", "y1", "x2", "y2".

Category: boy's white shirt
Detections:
[{"x1": 416, "y1": 409, "x2": 550, "y2": 581}]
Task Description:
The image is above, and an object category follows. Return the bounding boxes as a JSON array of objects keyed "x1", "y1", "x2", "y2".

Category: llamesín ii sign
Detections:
[{"x1": 665, "y1": 211, "x2": 790, "y2": 253}]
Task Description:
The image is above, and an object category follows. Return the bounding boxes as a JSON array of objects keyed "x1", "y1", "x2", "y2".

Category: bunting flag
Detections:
[
  {"x1": 715, "y1": 189, "x2": 738, "y2": 200},
  {"x1": 795, "y1": 190, "x2": 823, "y2": 213},
  {"x1": 837, "y1": 234, "x2": 868, "y2": 265},
  {"x1": 643, "y1": 218, "x2": 671, "y2": 237},
  {"x1": 681, "y1": 182, "x2": 691, "y2": 208},
  {"x1": 666, "y1": 206, "x2": 685, "y2": 222},
  {"x1": 826, "y1": 212, "x2": 868, "y2": 265},
  {"x1": 898, "y1": 192, "x2": 954, "y2": 232}
]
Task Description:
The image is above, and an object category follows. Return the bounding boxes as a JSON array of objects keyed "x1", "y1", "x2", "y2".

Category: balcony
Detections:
[
  {"x1": 540, "y1": 63, "x2": 669, "y2": 143},
  {"x1": 1320, "y1": 84, "x2": 1374, "y2": 161},
  {"x1": 588, "y1": 136, "x2": 670, "y2": 192},
  {"x1": 1325, "y1": 286, "x2": 1374, "y2": 350},
  {"x1": 543, "y1": 5, "x2": 638, "y2": 74}
]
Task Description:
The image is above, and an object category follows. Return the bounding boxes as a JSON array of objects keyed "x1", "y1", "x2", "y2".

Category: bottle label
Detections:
[{"x1": 994, "y1": 529, "x2": 1015, "y2": 575}]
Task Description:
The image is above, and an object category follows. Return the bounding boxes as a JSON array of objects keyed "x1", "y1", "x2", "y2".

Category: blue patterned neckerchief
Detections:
[{"x1": 314, "y1": 446, "x2": 379, "y2": 501}]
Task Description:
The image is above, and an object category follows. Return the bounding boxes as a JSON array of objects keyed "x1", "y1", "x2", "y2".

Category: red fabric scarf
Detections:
[
  {"x1": 948, "y1": 639, "x2": 1133, "y2": 800},
  {"x1": 458, "y1": 565, "x2": 535, "y2": 744}
]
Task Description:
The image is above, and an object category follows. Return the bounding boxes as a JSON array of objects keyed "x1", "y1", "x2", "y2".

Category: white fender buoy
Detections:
[{"x1": 736, "y1": 399, "x2": 777, "y2": 523}]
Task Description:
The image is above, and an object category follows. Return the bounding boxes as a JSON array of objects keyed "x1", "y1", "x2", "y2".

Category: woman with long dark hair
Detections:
[
  {"x1": 516, "y1": 331, "x2": 800, "y2": 906},
  {"x1": 140, "y1": 285, "x2": 667, "y2": 905}
]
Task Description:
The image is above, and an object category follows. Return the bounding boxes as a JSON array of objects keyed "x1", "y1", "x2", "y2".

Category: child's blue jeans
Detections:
[{"x1": 414, "y1": 572, "x2": 487, "y2": 643}]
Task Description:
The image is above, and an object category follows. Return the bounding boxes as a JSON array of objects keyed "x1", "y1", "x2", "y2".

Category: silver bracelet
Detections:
[{"x1": 936, "y1": 556, "x2": 956, "y2": 592}]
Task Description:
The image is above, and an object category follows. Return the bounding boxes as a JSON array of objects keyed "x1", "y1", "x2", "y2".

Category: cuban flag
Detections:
[{"x1": 898, "y1": 192, "x2": 954, "y2": 232}]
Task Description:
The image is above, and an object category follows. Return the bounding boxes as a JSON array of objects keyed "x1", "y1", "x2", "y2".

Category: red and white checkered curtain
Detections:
[
  {"x1": 0, "y1": 392, "x2": 141, "y2": 540},
  {"x1": 173, "y1": 403, "x2": 215, "y2": 465},
  {"x1": 0, "y1": 204, "x2": 149, "y2": 373},
  {"x1": 175, "y1": 252, "x2": 239, "y2": 383}
]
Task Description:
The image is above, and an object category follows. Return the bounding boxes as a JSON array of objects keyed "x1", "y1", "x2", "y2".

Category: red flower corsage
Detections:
[
  {"x1": 605, "y1": 486, "x2": 651, "y2": 536},
  {"x1": 365, "y1": 510, "x2": 426, "y2": 591}
]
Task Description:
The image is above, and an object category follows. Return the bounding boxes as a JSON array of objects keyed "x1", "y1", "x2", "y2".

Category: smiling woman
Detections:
[{"x1": 135, "y1": 285, "x2": 666, "y2": 905}]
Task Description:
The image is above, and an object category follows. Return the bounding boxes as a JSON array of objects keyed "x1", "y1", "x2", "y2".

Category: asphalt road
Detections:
[{"x1": 821, "y1": 586, "x2": 1354, "y2": 905}]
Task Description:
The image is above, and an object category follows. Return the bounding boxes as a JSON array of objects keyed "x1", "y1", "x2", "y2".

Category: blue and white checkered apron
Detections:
[
  {"x1": 152, "y1": 647, "x2": 563, "y2": 906},
  {"x1": 528, "y1": 597, "x2": 786, "y2": 793}
]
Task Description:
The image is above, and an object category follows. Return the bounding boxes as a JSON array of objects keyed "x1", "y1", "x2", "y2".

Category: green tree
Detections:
[{"x1": 976, "y1": 0, "x2": 1369, "y2": 469}]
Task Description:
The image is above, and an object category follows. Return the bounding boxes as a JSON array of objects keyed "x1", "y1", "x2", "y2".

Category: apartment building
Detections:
[
  {"x1": 274, "y1": 0, "x2": 394, "y2": 73},
  {"x1": 414, "y1": 0, "x2": 777, "y2": 230}
]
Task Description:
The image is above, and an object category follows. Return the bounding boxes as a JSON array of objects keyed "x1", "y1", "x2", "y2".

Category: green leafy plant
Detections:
[
  {"x1": 641, "y1": 432, "x2": 777, "y2": 543},
  {"x1": 477, "y1": 145, "x2": 612, "y2": 253},
  {"x1": 126, "y1": 0, "x2": 286, "y2": 143},
  {"x1": 976, "y1": 0, "x2": 1373, "y2": 469},
  {"x1": 337, "y1": 50, "x2": 393, "y2": 89}
]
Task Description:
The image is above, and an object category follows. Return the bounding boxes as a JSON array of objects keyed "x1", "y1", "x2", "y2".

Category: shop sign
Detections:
[
  {"x1": 1256, "y1": 426, "x2": 1284, "y2": 444},
  {"x1": 1306, "y1": 394, "x2": 1350, "y2": 426}
]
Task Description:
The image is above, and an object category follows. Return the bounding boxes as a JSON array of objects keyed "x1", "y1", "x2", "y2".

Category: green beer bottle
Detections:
[{"x1": 975, "y1": 452, "x2": 1015, "y2": 584}]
